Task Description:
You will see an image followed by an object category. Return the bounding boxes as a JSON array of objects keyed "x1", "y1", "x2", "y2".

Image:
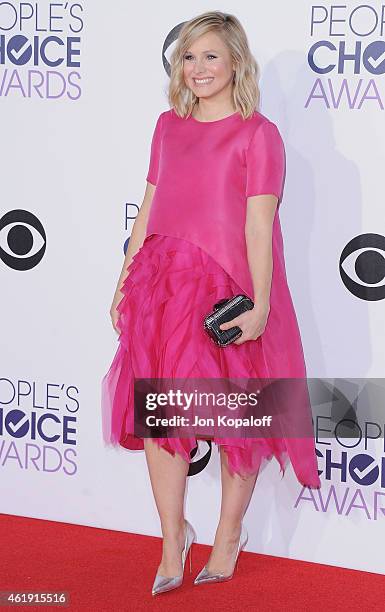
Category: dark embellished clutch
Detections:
[{"x1": 203, "y1": 294, "x2": 254, "y2": 347}]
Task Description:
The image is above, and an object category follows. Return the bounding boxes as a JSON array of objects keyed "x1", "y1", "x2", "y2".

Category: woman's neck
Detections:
[{"x1": 192, "y1": 101, "x2": 236, "y2": 122}]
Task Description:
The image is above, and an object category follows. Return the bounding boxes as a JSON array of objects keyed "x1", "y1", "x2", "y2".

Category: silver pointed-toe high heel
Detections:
[
  {"x1": 151, "y1": 518, "x2": 196, "y2": 596},
  {"x1": 194, "y1": 523, "x2": 248, "y2": 586}
]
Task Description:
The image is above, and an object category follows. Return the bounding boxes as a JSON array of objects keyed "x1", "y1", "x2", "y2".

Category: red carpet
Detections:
[{"x1": 0, "y1": 513, "x2": 384, "y2": 611}]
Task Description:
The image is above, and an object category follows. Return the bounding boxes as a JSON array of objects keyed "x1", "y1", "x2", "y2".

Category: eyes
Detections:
[{"x1": 183, "y1": 54, "x2": 217, "y2": 61}]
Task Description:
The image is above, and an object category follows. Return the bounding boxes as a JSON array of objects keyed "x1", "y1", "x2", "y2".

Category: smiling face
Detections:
[{"x1": 182, "y1": 31, "x2": 235, "y2": 102}]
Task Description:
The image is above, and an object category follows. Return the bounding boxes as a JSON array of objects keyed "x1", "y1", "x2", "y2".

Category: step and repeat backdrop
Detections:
[{"x1": 1, "y1": 1, "x2": 385, "y2": 574}]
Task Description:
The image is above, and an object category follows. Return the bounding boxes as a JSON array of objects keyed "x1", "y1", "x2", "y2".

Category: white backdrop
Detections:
[{"x1": 1, "y1": 0, "x2": 385, "y2": 575}]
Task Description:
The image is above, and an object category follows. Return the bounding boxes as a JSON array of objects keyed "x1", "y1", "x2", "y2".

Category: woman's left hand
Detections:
[{"x1": 219, "y1": 302, "x2": 270, "y2": 345}]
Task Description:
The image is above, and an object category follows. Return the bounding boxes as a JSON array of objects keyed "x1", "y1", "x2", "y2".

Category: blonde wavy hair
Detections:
[{"x1": 168, "y1": 11, "x2": 260, "y2": 120}]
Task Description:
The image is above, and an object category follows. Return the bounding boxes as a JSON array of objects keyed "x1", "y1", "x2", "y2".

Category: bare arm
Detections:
[
  {"x1": 245, "y1": 193, "x2": 278, "y2": 307},
  {"x1": 110, "y1": 181, "x2": 156, "y2": 332},
  {"x1": 218, "y1": 193, "x2": 278, "y2": 344}
]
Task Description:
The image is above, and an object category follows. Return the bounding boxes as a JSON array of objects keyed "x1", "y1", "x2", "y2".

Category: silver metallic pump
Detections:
[
  {"x1": 193, "y1": 522, "x2": 248, "y2": 585},
  {"x1": 151, "y1": 519, "x2": 196, "y2": 596}
]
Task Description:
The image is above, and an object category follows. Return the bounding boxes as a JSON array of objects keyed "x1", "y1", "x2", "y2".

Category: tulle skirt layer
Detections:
[{"x1": 101, "y1": 233, "x2": 320, "y2": 488}]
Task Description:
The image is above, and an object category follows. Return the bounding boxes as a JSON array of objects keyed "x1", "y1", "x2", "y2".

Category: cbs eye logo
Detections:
[
  {"x1": 162, "y1": 22, "x2": 186, "y2": 76},
  {"x1": 188, "y1": 440, "x2": 212, "y2": 476},
  {"x1": 340, "y1": 233, "x2": 385, "y2": 301},
  {"x1": 0, "y1": 210, "x2": 46, "y2": 271}
]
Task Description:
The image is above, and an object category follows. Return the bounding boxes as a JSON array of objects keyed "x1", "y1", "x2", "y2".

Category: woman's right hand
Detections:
[{"x1": 110, "y1": 290, "x2": 124, "y2": 334}]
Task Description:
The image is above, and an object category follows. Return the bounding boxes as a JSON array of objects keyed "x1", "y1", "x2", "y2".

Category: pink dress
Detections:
[{"x1": 101, "y1": 108, "x2": 321, "y2": 488}]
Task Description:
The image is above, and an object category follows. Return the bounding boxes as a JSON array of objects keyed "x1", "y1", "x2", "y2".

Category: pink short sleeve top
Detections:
[{"x1": 145, "y1": 108, "x2": 286, "y2": 298}]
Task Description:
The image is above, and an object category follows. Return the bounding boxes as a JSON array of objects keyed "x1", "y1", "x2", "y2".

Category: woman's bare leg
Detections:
[
  {"x1": 144, "y1": 438, "x2": 190, "y2": 577},
  {"x1": 204, "y1": 446, "x2": 257, "y2": 575}
]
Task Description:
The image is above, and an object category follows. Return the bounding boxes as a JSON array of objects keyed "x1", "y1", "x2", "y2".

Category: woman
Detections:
[{"x1": 101, "y1": 10, "x2": 321, "y2": 596}]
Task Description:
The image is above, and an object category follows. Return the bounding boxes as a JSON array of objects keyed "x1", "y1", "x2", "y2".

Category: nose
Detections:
[{"x1": 192, "y1": 57, "x2": 206, "y2": 74}]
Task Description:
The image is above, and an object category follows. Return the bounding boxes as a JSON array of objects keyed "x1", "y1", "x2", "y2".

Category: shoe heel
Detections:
[
  {"x1": 235, "y1": 526, "x2": 248, "y2": 573},
  {"x1": 235, "y1": 551, "x2": 241, "y2": 573}
]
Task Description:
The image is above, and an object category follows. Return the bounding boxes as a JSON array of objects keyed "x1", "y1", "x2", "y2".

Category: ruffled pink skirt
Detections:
[{"x1": 101, "y1": 233, "x2": 320, "y2": 488}]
